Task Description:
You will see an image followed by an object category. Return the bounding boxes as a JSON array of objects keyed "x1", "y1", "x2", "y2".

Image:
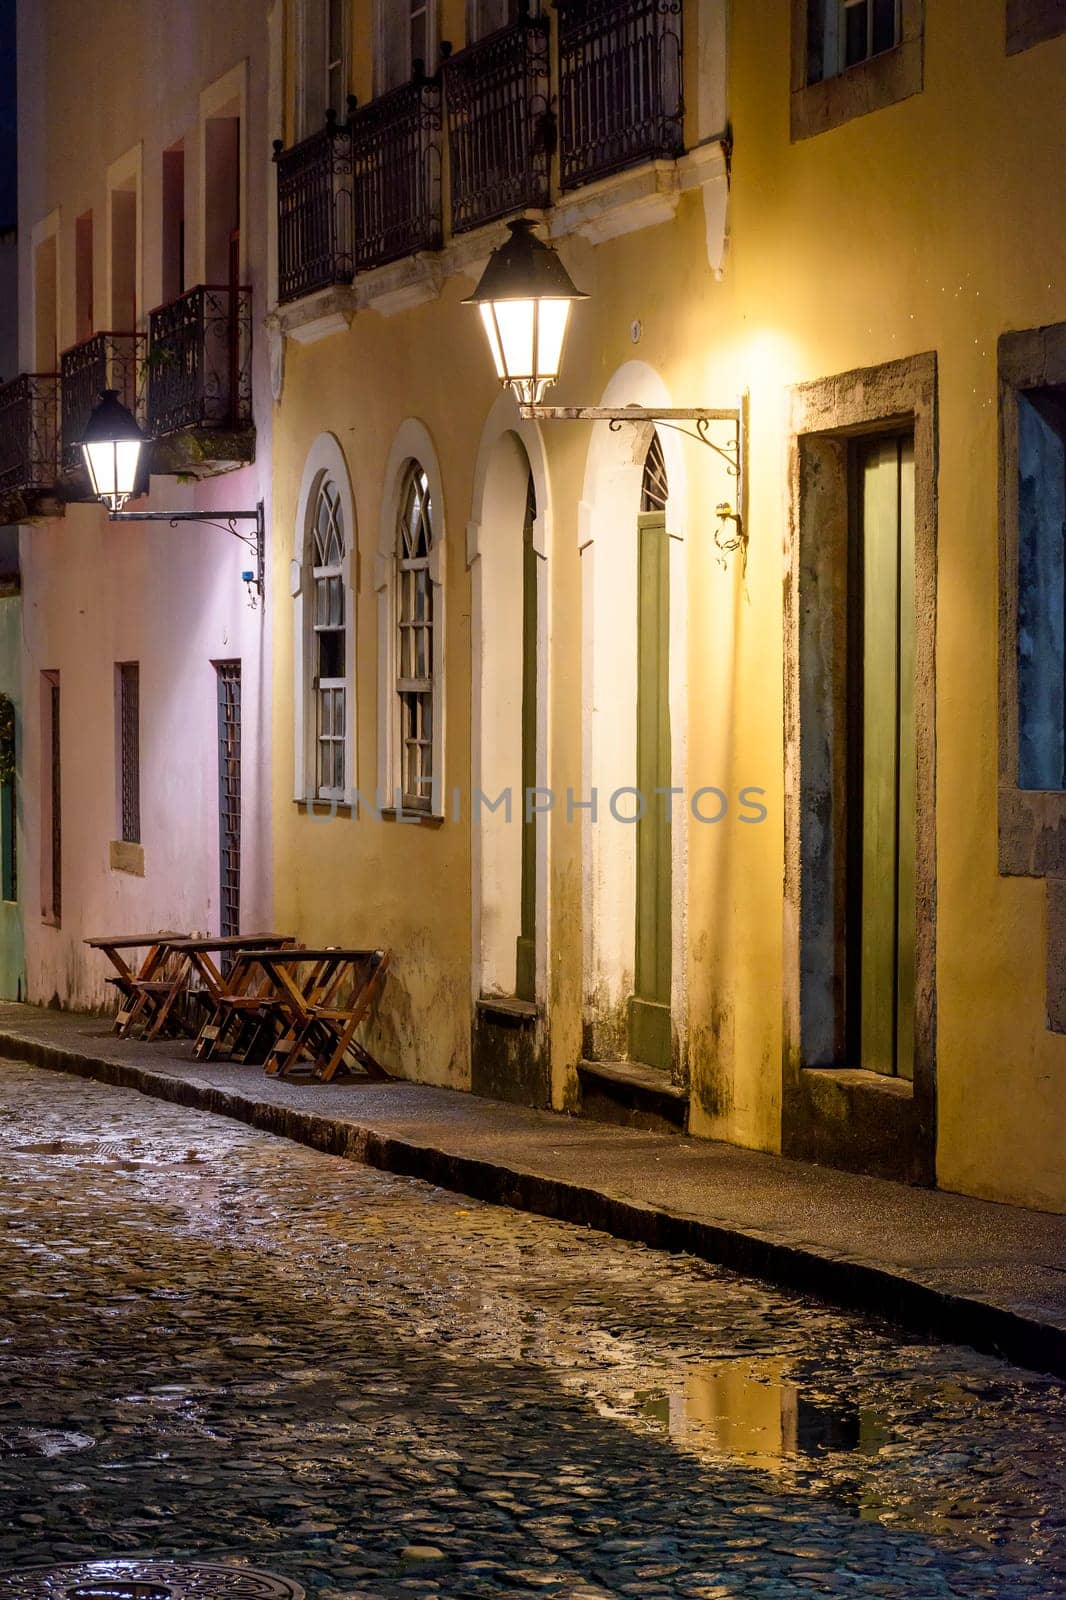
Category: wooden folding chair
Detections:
[
  {"x1": 195, "y1": 951, "x2": 286, "y2": 1063},
  {"x1": 264, "y1": 949, "x2": 392, "y2": 1082}
]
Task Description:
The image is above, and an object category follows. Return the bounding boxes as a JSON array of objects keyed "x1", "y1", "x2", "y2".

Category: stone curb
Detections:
[{"x1": 1, "y1": 1027, "x2": 1063, "y2": 1380}]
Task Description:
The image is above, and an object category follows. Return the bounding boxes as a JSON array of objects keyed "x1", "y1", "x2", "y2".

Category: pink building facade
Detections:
[{"x1": 15, "y1": 1, "x2": 276, "y2": 1007}]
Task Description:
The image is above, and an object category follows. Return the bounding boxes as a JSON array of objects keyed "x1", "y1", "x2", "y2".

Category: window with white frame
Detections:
[
  {"x1": 378, "y1": 0, "x2": 438, "y2": 92},
  {"x1": 818, "y1": 0, "x2": 900, "y2": 77},
  {"x1": 466, "y1": 0, "x2": 529, "y2": 41},
  {"x1": 396, "y1": 463, "x2": 435, "y2": 811},
  {"x1": 310, "y1": 478, "x2": 348, "y2": 799},
  {"x1": 299, "y1": 0, "x2": 350, "y2": 137}
]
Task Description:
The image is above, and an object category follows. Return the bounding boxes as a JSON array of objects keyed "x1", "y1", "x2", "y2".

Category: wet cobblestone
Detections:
[{"x1": 0, "y1": 1061, "x2": 1062, "y2": 1598}]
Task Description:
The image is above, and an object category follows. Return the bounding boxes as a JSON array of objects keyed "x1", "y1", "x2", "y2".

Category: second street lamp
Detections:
[
  {"x1": 78, "y1": 390, "x2": 266, "y2": 604},
  {"x1": 79, "y1": 388, "x2": 145, "y2": 513}
]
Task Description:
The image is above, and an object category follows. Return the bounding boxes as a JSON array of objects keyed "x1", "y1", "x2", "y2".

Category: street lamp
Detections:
[
  {"x1": 463, "y1": 218, "x2": 588, "y2": 406},
  {"x1": 78, "y1": 390, "x2": 266, "y2": 604},
  {"x1": 79, "y1": 389, "x2": 144, "y2": 513},
  {"x1": 465, "y1": 219, "x2": 748, "y2": 558}
]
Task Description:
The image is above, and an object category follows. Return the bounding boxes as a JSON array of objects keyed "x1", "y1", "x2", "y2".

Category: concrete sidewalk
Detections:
[{"x1": 0, "y1": 999, "x2": 1063, "y2": 1378}]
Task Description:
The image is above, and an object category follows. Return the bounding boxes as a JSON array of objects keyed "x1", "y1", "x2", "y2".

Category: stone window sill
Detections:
[
  {"x1": 380, "y1": 806, "x2": 445, "y2": 829},
  {"x1": 1007, "y1": 0, "x2": 1066, "y2": 53},
  {"x1": 109, "y1": 840, "x2": 144, "y2": 877},
  {"x1": 791, "y1": 37, "x2": 924, "y2": 141},
  {"x1": 802, "y1": 1065, "x2": 914, "y2": 1101},
  {"x1": 295, "y1": 797, "x2": 353, "y2": 818},
  {"x1": 476, "y1": 994, "x2": 539, "y2": 1026}
]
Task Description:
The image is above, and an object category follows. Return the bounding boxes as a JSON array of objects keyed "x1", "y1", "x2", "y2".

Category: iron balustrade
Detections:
[
  {"x1": 350, "y1": 73, "x2": 443, "y2": 273},
  {"x1": 271, "y1": 1, "x2": 688, "y2": 302},
  {"x1": 274, "y1": 112, "x2": 355, "y2": 304},
  {"x1": 555, "y1": 0, "x2": 684, "y2": 190},
  {"x1": 0, "y1": 373, "x2": 60, "y2": 497},
  {"x1": 147, "y1": 284, "x2": 253, "y2": 437},
  {"x1": 60, "y1": 331, "x2": 145, "y2": 472},
  {"x1": 442, "y1": 9, "x2": 552, "y2": 235}
]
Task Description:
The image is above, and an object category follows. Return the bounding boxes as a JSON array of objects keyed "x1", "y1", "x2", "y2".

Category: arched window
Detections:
[
  {"x1": 310, "y1": 476, "x2": 347, "y2": 798},
  {"x1": 642, "y1": 429, "x2": 669, "y2": 511},
  {"x1": 396, "y1": 462, "x2": 435, "y2": 810}
]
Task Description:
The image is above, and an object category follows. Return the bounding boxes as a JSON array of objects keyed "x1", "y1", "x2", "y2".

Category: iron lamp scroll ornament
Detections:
[
  {"x1": 464, "y1": 219, "x2": 747, "y2": 560},
  {"x1": 78, "y1": 390, "x2": 265, "y2": 606}
]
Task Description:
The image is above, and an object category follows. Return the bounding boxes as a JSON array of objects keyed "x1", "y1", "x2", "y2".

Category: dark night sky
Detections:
[{"x1": 0, "y1": 0, "x2": 14, "y2": 229}]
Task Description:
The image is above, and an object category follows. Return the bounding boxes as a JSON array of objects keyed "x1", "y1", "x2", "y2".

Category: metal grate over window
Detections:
[
  {"x1": 216, "y1": 662, "x2": 242, "y2": 944},
  {"x1": 641, "y1": 431, "x2": 669, "y2": 512},
  {"x1": 396, "y1": 462, "x2": 435, "y2": 811},
  {"x1": 118, "y1": 663, "x2": 141, "y2": 845},
  {"x1": 48, "y1": 676, "x2": 61, "y2": 923},
  {"x1": 311, "y1": 477, "x2": 347, "y2": 799}
]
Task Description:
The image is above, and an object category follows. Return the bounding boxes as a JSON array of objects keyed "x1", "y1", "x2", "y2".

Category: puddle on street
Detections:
[{"x1": 634, "y1": 1357, "x2": 883, "y2": 1469}]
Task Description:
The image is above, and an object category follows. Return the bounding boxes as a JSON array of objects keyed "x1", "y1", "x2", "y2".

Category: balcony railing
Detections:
[
  {"x1": 443, "y1": 10, "x2": 552, "y2": 235},
  {"x1": 273, "y1": 1, "x2": 689, "y2": 306},
  {"x1": 147, "y1": 284, "x2": 253, "y2": 437},
  {"x1": 351, "y1": 73, "x2": 443, "y2": 273},
  {"x1": 0, "y1": 374, "x2": 60, "y2": 498},
  {"x1": 556, "y1": 0, "x2": 684, "y2": 191},
  {"x1": 275, "y1": 111, "x2": 355, "y2": 305},
  {"x1": 60, "y1": 331, "x2": 145, "y2": 472}
]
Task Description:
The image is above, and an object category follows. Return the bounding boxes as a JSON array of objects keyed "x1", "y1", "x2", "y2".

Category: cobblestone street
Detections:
[{"x1": 0, "y1": 1061, "x2": 1062, "y2": 1599}]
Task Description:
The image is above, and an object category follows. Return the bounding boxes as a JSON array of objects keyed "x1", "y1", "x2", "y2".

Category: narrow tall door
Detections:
[
  {"x1": 853, "y1": 435, "x2": 916, "y2": 1079},
  {"x1": 629, "y1": 508, "x2": 672, "y2": 1070},
  {"x1": 216, "y1": 662, "x2": 241, "y2": 943}
]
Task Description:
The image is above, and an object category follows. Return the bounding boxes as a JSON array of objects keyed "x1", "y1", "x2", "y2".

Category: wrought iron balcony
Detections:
[
  {"x1": 442, "y1": 8, "x2": 552, "y2": 235},
  {"x1": 147, "y1": 284, "x2": 253, "y2": 438},
  {"x1": 274, "y1": 112, "x2": 355, "y2": 305},
  {"x1": 556, "y1": 0, "x2": 685, "y2": 191},
  {"x1": 60, "y1": 331, "x2": 145, "y2": 474},
  {"x1": 0, "y1": 373, "x2": 60, "y2": 501},
  {"x1": 350, "y1": 72, "x2": 443, "y2": 273}
]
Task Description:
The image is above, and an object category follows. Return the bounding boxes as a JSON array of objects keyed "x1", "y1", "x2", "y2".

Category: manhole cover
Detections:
[{"x1": 0, "y1": 1564, "x2": 305, "y2": 1600}]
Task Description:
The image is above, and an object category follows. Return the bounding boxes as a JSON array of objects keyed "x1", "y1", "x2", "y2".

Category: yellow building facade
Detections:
[{"x1": 269, "y1": 0, "x2": 1066, "y2": 1211}]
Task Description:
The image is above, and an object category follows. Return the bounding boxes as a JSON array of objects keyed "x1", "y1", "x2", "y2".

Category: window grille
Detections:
[
  {"x1": 641, "y1": 431, "x2": 669, "y2": 512},
  {"x1": 217, "y1": 662, "x2": 242, "y2": 945},
  {"x1": 311, "y1": 477, "x2": 347, "y2": 798},
  {"x1": 48, "y1": 676, "x2": 61, "y2": 923},
  {"x1": 396, "y1": 462, "x2": 435, "y2": 810},
  {"x1": 118, "y1": 663, "x2": 141, "y2": 844}
]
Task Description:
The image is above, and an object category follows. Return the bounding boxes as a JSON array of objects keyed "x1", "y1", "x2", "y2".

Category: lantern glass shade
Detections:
[
  {"x1": 477, "y1": 297, "x2": 573, "y2": 406},
  {"x1": 79, "y1": 389, "x2": 145, "y2": 512},
  {"x1": 464, "y1": 219, "x2": 587, "y2": 406}
]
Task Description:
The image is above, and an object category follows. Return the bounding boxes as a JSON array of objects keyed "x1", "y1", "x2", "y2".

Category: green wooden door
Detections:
[
  {"x1": 515, "y1": 475, "x2": 537, "y2": 1001},
  {"x1": 858, "y1": 436, "x2": 916, "y2": 1079},
  {"x1": 629, "y1": 510, "x2": 672, "y2": 1069}
]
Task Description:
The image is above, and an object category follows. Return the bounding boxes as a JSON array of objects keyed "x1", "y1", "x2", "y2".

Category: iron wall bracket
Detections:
[
  {"x1": 108, "y1": 500, "x2": 265, "y2": 605},
  {"x1": 518, "y1": 401, "x2": 748, "y2": 559}
]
